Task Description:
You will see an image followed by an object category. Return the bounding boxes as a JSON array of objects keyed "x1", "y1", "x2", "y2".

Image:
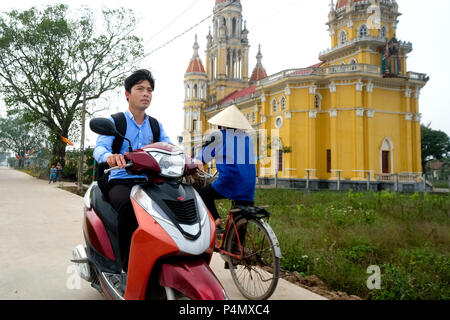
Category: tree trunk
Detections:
[{"x1": 52, "y1": 139, "x2": 67, "y2": 167}]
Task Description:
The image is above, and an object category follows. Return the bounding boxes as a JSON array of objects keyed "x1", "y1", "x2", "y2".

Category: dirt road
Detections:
[{"x1": 0, "y1": 167, "x2": 325, "y2": 300}]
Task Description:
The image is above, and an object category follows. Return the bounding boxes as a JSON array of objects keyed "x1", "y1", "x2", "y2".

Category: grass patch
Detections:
[
  {"x1": 216, "y1": 189, "x2": 450, "y2": 300},
  {"x1": 59, "y1": 185, "x2": 89, "y2": 196}
]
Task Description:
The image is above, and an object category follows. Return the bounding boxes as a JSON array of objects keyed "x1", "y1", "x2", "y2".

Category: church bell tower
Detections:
[{"x1": 206, "y1": 0, "x2": 250, "y2": 105}]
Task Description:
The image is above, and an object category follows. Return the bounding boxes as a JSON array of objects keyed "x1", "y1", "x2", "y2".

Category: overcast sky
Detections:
[{"x1": 0, "y1": 0, "x2": 448, "y2": 147}]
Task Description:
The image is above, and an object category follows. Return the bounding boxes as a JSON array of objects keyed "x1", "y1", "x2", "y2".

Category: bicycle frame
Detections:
[{"x1": 215, "y1": 210, "x2": 244, "y2": 260}]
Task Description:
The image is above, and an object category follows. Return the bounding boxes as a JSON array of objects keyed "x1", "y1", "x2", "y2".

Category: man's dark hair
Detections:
[{"x1": 124, "y1": 69, "x2": 155, "y2": 93}]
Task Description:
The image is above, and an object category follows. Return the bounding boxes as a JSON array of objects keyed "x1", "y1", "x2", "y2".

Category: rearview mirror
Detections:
[{"x1": 89, "y1": 118, "x2": 117, "y2": 136}]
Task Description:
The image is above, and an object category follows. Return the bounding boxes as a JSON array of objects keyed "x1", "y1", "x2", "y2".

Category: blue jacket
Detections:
[{"x1": 197, "y1": 129, "x2": 256, "y2": 201}]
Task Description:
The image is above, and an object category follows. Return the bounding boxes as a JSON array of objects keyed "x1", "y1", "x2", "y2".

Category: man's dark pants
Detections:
[{"x1": 107, "y1": 179, "x2": 140, "y2": 273}]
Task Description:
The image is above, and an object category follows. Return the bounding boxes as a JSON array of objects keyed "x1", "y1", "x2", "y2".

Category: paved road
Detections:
[{"x1": 0, "y1": 167, "x2": 325, "y2": 300}]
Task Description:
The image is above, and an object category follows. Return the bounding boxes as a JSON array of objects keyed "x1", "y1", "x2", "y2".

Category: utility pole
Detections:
[{"x1": 77, "y1": 86, "x2": 87, "y2": 193}]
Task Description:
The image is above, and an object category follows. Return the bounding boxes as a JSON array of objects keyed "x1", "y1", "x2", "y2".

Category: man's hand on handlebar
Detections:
[{"x1": 106, "y1": 154, "x2": 127, "y2": 170}]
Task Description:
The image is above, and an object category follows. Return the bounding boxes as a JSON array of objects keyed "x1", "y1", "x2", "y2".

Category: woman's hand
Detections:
[{"x1": 194, "y1": 159, "x2": 204, "y2": 172}]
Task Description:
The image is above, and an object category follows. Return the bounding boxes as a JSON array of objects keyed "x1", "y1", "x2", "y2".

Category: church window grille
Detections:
[
  {"x1": 314, "y1": 94, "x2": 322, "y2": 110},
  {"x1": 339, "y1": 30, "x2": 347, "y2": 45},
  {"x1": 359, "y1": 24, "x2": 368, "y2": 38}
]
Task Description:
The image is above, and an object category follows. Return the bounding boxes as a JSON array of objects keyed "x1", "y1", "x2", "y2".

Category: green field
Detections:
[{"x1": 216, "y1": 189, "x2": 450, "y2": 300}]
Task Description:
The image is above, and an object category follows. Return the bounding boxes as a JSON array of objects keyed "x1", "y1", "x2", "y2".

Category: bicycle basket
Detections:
[{"x1": 183, "y1": 171, "x2": 218, "y2": 191}]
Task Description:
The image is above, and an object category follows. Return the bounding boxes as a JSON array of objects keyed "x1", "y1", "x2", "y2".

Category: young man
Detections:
[{"x1": 93, "y1": 69, "x2": 172, "y2": 277}]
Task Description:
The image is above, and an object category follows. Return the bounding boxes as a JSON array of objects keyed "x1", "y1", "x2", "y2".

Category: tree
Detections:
[
  {"x1": 0, "y1": 115, "x2": 45, "y2": 168},
  {"x1": 421, "y1": 124, "x2": 450, "y2": 172},
  {"x1": 0, "y1": 5, "x2": 144, "y2": 163}
]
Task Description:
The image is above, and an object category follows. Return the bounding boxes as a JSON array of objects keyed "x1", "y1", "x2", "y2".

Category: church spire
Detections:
[
  {"x1": 250, "y1": 44, "x2": 267, "y2": 83},
  {"x1": 186, "y1": 34, "x2": 205, "y2": 74}
]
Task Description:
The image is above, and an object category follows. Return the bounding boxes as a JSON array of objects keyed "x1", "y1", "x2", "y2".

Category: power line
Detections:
[
  {"x1": 253, "y1": 0, "x2": 302, "y2": 27},
  {"x1": 137, "y1": 0, "x2": 238, "y2": 62},
  {"x1": 144, "y1": 0, "x2": 202, "y2": 46}
]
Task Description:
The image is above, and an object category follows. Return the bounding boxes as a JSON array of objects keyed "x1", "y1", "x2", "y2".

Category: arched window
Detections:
[
  {"x1": 280, "y1": 97, "x2": 286, "y2": 111},
  {"x1": 193, "y1": 84, "x2": 198, "y2": 98},
  {"x1": 350, "y1": 58, "x2": 357, "y2": 71},
  {"x1": 339, "y1": 30, "x2": 347, "y2": 45},
  {"x1": 359, "y1": 24, "x2": 368, "y2": 38},
  {"x1": 186, "y1": 85, "x2": 190, "y2": 99},
  {"x1": 272, "y1": 99, "x2": 278, "y2": 113},
  {"x1": 314, "y1": 94, "x2": 322, "y2": 110},
  {"x1": 380, "y1": 25, "x2": 387, "y2": 39},
  {"x1": 232, "y1": 17, "x2": 237, "y2": 37}
]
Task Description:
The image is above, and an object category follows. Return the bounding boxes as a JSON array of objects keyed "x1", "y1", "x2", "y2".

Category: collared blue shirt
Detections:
[
  {"x1": 93, "y1": 110, "x2": 172, "y2": 181},
  {"x1": 196, "y1": 129, "x2": 256, "y2": 202}
]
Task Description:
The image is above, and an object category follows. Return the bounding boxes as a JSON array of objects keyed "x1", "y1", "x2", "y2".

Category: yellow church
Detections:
[{"x1": 183, "y1": 0, "x2": 429, "y2": 192}]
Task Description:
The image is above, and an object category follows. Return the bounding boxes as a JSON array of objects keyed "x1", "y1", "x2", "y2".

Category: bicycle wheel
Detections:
[{"x1": 225, "y1": 217, "x2": 280, "y2": 300}]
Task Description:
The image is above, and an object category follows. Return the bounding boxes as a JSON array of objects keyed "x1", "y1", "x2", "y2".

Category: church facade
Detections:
[{"x1": 183, "y1": 0, "x2": 429, "y2": 191}]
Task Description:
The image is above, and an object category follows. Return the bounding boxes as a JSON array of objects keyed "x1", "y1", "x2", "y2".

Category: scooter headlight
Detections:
[{"x1": 145, "y1": 149, "x2": 185, "y2": 178}]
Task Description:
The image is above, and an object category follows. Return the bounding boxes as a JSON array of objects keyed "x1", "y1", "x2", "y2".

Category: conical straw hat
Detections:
[{"x1": 207, "y1": 105, "x2": 253, "y2": 131}]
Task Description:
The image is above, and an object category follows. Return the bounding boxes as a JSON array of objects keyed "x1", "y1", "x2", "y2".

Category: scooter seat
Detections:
[{"x1": 91, "y1": 184, "x2": 119, "y2": 234}]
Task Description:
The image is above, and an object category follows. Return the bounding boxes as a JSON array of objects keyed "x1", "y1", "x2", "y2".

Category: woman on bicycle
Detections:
[{"x1": 195, "y1": 105, "x2": 256, "y2": 227}]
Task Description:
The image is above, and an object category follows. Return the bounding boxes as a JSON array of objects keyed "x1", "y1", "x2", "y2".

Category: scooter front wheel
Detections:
[{"x1": 164, "y1": 287, "x2": 191, "y2": 300}]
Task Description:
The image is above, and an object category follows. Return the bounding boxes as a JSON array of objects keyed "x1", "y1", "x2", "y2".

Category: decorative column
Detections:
[
  {"x1": 308, "y1": 83, "x2": 318, "y2": 179},
  {"x1": 284, "y1": 86, "x2": 292, "y2": 177},
  {"x1": 329, "y1": 81, "x2": 338, "y2": 179},
  {"x1": 404, "y1": 87, "x2": 413, "y2": 173},
  {"x1": 354, "y1": 79, "x2": 365, "y2": 180},
  {"x1": 366, "y1": 81, "x2": 375, "y2": 176},
  {"x1": 413, "y1": 87, "x2": 422, "y2": 173}
]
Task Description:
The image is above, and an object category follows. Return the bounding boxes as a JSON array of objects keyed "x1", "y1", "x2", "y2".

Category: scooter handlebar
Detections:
[{"x1": 104, "y1": 161, "x2": 134, "y2": 174}]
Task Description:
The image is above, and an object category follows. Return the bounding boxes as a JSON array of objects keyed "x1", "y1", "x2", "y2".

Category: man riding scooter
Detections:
[{"x1": 93, "y1": 69, "x2": 172, "y2": 292}]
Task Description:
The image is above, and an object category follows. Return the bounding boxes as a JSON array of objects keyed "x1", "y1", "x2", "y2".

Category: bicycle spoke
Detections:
[{"x1": 226, "y1": 218, "x2": 280, "y2": 300}]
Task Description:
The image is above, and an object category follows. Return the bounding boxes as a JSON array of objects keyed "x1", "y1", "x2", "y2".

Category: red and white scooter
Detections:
[{"x1": 71, "y1": 118, "x2": 226, "y2": 300}]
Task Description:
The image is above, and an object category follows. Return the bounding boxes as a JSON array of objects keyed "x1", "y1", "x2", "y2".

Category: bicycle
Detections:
[{"x1": 189, "y1": 171, "x2": 282, "y2": 300}]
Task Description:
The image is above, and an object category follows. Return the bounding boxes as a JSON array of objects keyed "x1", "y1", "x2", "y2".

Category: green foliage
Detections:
[
  {"x1": 0, "y1": 114, "x2": 46, "y2": 168},
  {"x1": 371, "y1": 247, "x2": 450, "y2": 300},
  {"x1": 243, "y1": 189, "x2": 450, "y2": 299},
  {"x1": 421, "y1": 124, "x2": 450, "y2": 171},
  {"x1": 0, "y1": 5, "x2": 145, "y2": 161}
]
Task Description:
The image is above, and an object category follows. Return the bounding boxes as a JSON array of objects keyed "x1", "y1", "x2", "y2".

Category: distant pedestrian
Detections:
[
  {"x1": 56, "y1": 162, "x2": 63, "y2": 183},
  {"x1": 49, "y1": 165, "x2": 57, "y2": 184}
]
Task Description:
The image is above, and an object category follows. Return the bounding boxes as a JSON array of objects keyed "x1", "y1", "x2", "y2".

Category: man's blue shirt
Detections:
[{"x1": 93, "y1": 110, "x2": 172, "y2": 181}]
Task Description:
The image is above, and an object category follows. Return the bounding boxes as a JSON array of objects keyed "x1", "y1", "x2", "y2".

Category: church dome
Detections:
[
  {"x1": 186, "y1": 35, "x2": 206, "y2": 74},
  {"x1": 250, "y1": 45, "x2": 268, "y2": 82}
]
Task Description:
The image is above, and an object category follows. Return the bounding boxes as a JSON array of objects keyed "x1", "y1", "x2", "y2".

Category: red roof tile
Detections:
[
  {"x1": 217, "y1": 85, "x2": 256, "y2": 106},
  {"x1": 186, "y1": 59, "x2": 206, "y2": 74},
  {"x1": 250, "y1": 66, "x2": 268, "y2": 82}
]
